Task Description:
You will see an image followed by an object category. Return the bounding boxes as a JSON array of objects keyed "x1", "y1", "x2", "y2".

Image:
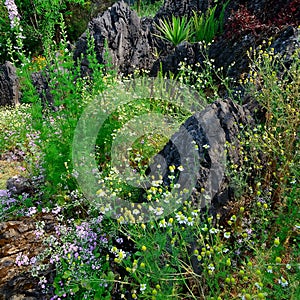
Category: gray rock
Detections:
[
  {"x1": 34, "y1": 0, "x2": 299, "y2": 104},
  {"x1": 30, "y1": 71, "x2": 55, "y2": 110},
  {"x1": 209, "y1": 26, "x2": 300, "y2": 80},
  {"x1": 271, "y1": 26, "x2": 300, "y2": 63},
  {"x1": 148, "y1": 98, "x2": 254, "y2": 215},
  {"x1": 150, "y1": 41, "x2": 201, "y2": 76},
  {"x1": 0, "y1": 62, "x2": 20, "y2": 107},
  {"x1": 6, "y1": 176, "x2": 32, "y2": 197},
  {"x1": 74, "y1": 1, "x2": 156, "y2": 76},
  {"x1": 153, "y1": 0, "x2": 299, "y2": 81},
  {"x1": 208, "y1": 33, "x2": 256, "y2": 80},
  {"x1": 150, "y1": 26, "x2": 300, "y2": 88}
]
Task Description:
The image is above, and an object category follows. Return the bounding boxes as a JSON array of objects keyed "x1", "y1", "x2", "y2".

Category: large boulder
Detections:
[
  {"x1": 0, "y1": 62, "x2": 20, "y2": 107},
  {"x1": 149, "y1": 98, "x2": 254, "y2": 217}
]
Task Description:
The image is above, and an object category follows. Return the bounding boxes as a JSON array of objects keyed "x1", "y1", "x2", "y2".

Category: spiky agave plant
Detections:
[{"x1": 154, "y1": 15, "x2": 192, "y2": 46}]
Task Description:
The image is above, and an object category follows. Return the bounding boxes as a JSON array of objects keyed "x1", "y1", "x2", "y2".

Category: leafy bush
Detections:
[
  {"x1": 33, "y1": 31, "x2": 115, "y2": 200},
  {"x1": 226, "y1": 1, "x2": 300, "y2": 40},
  {"x1": 0, "y1": 0, "x2": 86, "y2": 60}
]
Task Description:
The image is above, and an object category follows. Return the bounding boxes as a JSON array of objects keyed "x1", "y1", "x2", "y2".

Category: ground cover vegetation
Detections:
[{"x1": 0, "y1": 0, "x2": 299, "y2": 299}]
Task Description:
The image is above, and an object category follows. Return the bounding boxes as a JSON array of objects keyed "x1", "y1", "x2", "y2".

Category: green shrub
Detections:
[
  {"x1": 37, "y1": 30, "x2": 115, "y2": 199},
  {"x1": 8, "y1": 0, "x2": 85, "y2": 57}
]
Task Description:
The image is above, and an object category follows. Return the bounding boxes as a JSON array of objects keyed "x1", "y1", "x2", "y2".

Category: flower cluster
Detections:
[
  {"x1": 0, "y1": 190, "x2": 17, "y2": 217},
  {"x1": 4, "y1": 0, "x2": 20, "y2": 28},
  {"x1": 30, "y1": 55, "x2": 47, "y2": 71},
  {"x1": 19, "y1": 214, "x2": 114, "y2": 298}
]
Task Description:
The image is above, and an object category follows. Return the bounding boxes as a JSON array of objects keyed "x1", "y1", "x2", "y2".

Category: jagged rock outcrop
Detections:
[
  {"x1": 270, "y1": 26, "x2": 300, "y2": 62},
  {"x1": 149, "y1": 98, "x2": 254, "y2": 216},
  {"x1": 150, "y1": 41, "x2": 199, "y2": 76},
  {"x1": 0, "y1": 62, "x2": 20, "y2": 107},
  {"x1": 73, "y1": 0, "x2": 213, "y2": 74},
  {"x1": 209, "y1": 25, "x2": 300, "y2": 80},
  {"x1": 66, "y1": 0, "x2": 116, "y2": 42},
  {"x1": 34, "y1": 0, "x2": 299, "y2": 104},
  {"x1": 74, "y1": 1, "x2": 156, "y2": 76},
  {"x1": 150, "y1": 24, "x2": 300, "y2": 85}
]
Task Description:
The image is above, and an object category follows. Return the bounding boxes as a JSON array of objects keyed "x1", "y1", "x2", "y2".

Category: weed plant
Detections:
[
  {"x1": 176, "y1": 41, "x2": 236, "y2": 102},
  {"x1": 2, "y1": 0, "x2": 86, "y2": 60}
]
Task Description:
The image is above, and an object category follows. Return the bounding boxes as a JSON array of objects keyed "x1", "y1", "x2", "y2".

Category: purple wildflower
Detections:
[
  {"x1": 15, "y1": 253, "x2": 29, "y2": 266},
  {"x1": 4, "y1": 0, "x2": 20, "y2": 28},
  {"x1": 26, "y1": 206, "x2": 37, "y2": 216},
  {"x1": 116, "y1": 237, "x2": 124, "y2": 244},
  {"x1": 0, "y1": 190, "x2": 9, "y2": 197},
  {"x1": 51, "y1": 205, "x2": 61, "y2": 215}
]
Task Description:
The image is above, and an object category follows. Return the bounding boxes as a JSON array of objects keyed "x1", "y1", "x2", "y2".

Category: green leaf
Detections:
[
  {"x1": 107, "y1": 271, "x2": 114, "y2": 281},
  {"x1": 62, "y1": 270, "x2": 72, "y2": 279},
  {"x1": 81, "y1": 279, "x2": 92, "y2": 290},
  {"x1": 71, "y1": 284, "x2": 80, "y2": 293}
]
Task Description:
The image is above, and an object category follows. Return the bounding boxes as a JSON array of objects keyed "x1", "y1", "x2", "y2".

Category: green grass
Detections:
[{"x1": 131, "y1": 0, "x2": 164, "y2": 17}]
